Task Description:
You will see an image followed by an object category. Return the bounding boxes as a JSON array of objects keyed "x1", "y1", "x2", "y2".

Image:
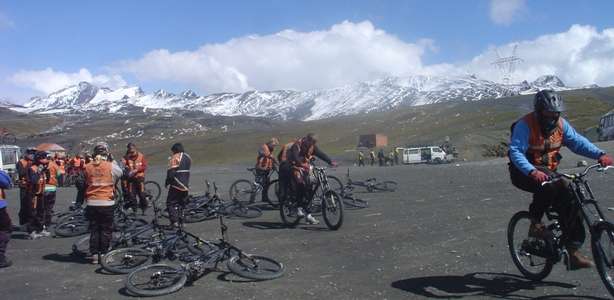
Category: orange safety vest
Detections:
[
  {"x1": 523, "y1": 112, "x2": 564, "y2": 171},
  {"x1": 278, "y1": 140, "x2": 297, "y2": 163},
  {"x1": 85, "y1": 161, "x2": 115, "y2": 202},
  {"x1": 46, "y1": 161, "x2": 59, "y2": 187},
  {"x1": 256, "y1": 144, "x2": 275, "y2": 170},
  {"x1": 124, "y1": 152, "x2": 146, "y2": 179}
]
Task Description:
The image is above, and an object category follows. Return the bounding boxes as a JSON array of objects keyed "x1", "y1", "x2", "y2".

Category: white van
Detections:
[
  {"x1": 0, "y1": 145, "x2": 21, "y2": 183},
  {"x1": 399, "y1": 146, "x2": 447, "y2": 164}
]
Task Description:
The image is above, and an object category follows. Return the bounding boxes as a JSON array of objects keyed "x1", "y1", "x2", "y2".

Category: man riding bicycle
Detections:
[
  {"x1": 279, "y1": 133, "x2": 336, "y2": 224},
  {"x1": 508, "y1": 89, "x2": 613, "y2": 269}
]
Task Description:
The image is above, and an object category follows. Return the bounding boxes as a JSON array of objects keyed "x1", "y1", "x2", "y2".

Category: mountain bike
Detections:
[
  {"x1": 183, "y1": 181, "x2": 262, "y2": 223},
  {"x1": 125, "y1": 215, "x2": 284, "y2": 297},
  {"x1": 343, "y1": 168, "x2": 397, "y2": 192},
  {"x1": 229, "y1": 168, "x2": 279, "y2": 208},
  {"x1": 279, "y1": 164, "x2": 344, "y2": 230},
  {"x1": 507, "y1": 164, "x2": 614, "y2": 297}
]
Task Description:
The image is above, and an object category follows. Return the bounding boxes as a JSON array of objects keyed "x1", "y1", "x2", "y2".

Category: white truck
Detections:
[
  {"x1": 0, "y1": 145, "x2": 21, "y2": 183},
  {"x1": 398, "y1": 146, "x2": 448, "y2": 164}
]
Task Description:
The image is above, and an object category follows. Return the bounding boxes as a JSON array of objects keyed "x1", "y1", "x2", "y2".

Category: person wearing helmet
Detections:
[
  {"x1": 0, "y1": 170, "x2": 13, "y2": 268},
  {"x1": 285, "y1": 133, "x2": 337, "y2": 225},
  {"x1": 17, "y1": 148, "x2": 36, "y2": 226},
  {"x1": 508, "y1": 89, "x2": 613, "y2": 270},
  {"x1": 24, "y1": 151, "x2": 49, "y2": 239},
  {"x1": 165, "y1": 143, "x2": 191, "y2": 227},
  {"x1": 255, "y1": 138, "x2": 279, "y2": 204},
  {"x1": 122, "y1": 143, "x2": 148, "y2": 215},
  {"x1": 83, "y1": 143, "x2": 122, "y2": 264}
]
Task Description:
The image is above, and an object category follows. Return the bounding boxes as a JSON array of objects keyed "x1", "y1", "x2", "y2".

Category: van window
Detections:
[
  {"x1": 1, "y1": 149, "x2": 17, "y2": 165},
  {"x1": 432, "y1": 148, "x2": 442, "y2": 153},
  {"x1": 408, "y1": 149, "x2": 420, "y2": 155}
]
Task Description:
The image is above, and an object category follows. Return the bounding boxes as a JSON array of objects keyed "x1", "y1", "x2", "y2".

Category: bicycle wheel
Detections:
[
  {"x1": 126, "y1": 264, "x2": 187, "y2": 297},
  {"x1": 326, "y1": 175, "x2": 344, "y2": 194},
  {"x1": 321, "y1": 190, "x2": 343, "y2": 230},
  {"x1": 265, "y1": 179, "x2": 280, "y2": 208},
  {"x1": 229, "y1": 204, "x2": 262, "y2": 219},
  {"x1": 72, "y1": 235, "x2": 90, "y2": 256},
  {"x1": 372, "y1": 180, "x2": 397, "y2": 192},
  {"x1": 507, "y1": 211, "x2": 553, "y2": 281},
  {"x1": 343, "y1": 197, "x2": 369, "y2": 209},
  {"x1": 55, "y1": 220, "x2": 89, "y2": 237},
  {"x1": 229, "y1": 179, "x2": 256, "y2": 205},
  {"x1": 183, "y1": 207, "x2": 214, "y2": 223},
  {"x1": 279, "y1": 198, "x2": 301, "y2": 227},
  {"x1": 102, "y1": 248, "x2": 153, "y2": 274},
  {"x1": 591, "y1": 222, "x2": 614, "y2": 297},
  {"x1": 144, "y1": 181, "x2": 162, "y2": 207},
  {"x1": 227, "y1": 255, "x2": 285, "y2": 280}
]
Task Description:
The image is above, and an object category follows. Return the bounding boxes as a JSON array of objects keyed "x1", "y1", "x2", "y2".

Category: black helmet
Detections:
[
  {"x1": 93, "y1": 143, "x2": 109, "y2": 156},
  {"x1": 534, "y1": 90, "x2": 565, "y2": 113},
  {"x1": 34, "y1": 151, "x2": 48, "y2": 162}
]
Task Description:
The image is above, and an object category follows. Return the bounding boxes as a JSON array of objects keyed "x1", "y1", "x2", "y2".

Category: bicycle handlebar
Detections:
[{"x1": 541, "y1": 164, "x2": 613, "y2": 186}]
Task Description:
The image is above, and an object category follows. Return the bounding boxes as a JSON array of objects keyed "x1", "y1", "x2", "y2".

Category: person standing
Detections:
[
  {"x1": 40, "y1": 155, "x2": 59, "y2": 237},
  {"x1": 71, "y1": 154, "x2": 87, "y2": 209},
  {"x1": 84, "y1": 143, "x2": 122, "y2": 264},
  {"x1": 255, "y1": 138, "x2": 279, "y2": 204},
  {"x1": 122, "y1": 143, "x2": 148, "y2": 215},
  {"x1": 17, "y1": 148, "x2": 36, "y2": 226},
  {"x1": 25, "y1": 151, "x2": 48, "y2": 239},
  {"x1": 377, "y1": 149, "x2": 385, "y2": 167},
  {"x1": 369, "y1": 150, "x2": 376, "y2": 166},
  {"x1": 165, "y1": 143, "x2": 191, "y2": 227},
  {"x1": 0, "y1": 170, "x2": 13, "y2": 268},
  {"x1": 357, "y1": 151, "x2": 365, "y2": 167},
  {"x1": 394, "y1": 148, "x2": 400, "y2": 165}
]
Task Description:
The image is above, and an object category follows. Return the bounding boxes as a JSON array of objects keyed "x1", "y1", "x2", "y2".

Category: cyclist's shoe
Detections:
[
  {"x1": 528, "y1": 222, "x2": 546, "y2": 239},
  {"x1": 39, "y1": 229, "x2": 52, "y2": 237},
  {"x1": 306, "y1": 214, "x2": 319, "y2": 225},
  {"x1": 0, "y1": 258, "x2": 12, "y2": 268},
  {"x1": 28, "y1": 232, "x2": 42, "y2": 240},
  {"x1": 567, "y1": 248, "x2": 594, "y2": 270},
  {"x1": 297, "y1": 208, "x2": 306, "y2": 218}
]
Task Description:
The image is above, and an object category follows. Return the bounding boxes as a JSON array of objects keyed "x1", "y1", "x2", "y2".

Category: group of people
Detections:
[
  {"x1": 1, "y1": 89, "x2": 612, "y2": 273},
  {"x1": 357, "y1": 148, "x2": 399, "y2": 167}
]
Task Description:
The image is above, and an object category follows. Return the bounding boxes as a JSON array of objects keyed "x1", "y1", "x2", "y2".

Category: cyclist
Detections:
[
  {"x1": 285, "y1": 133, "x2": 336, "y2": 224},
  {"x1": 17, "y1": 148, "x2": 36, "y2": 226},
  {"x1": 84, "y1": 143, "x2": 122, "y2": 264},
  {"x1": 122, "y1": 142, "x2": 149, "y2": 215},
  {"x1": 255, "y1": 138, "x2": 279, "y2": 204},
  {"x1": 25, "y1": 151, "x2": 48, "y2": 239},
  {"x1": 40, "y1": 153, "x2": 60, "y2": 237},
  {"x1": 165, "y1": 143, "x2": 191, "y2": 227},
  {"x1": 508, "y1": 89, "x2": 613, "y2": 269},
  {"x1": 0, "y1": 170, "x2": 12, "y2": 268}
]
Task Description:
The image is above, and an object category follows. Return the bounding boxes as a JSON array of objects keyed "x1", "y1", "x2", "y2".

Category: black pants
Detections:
[
  {"x1": 358, "y1": 159, "x2": 365, "y2": 167},
  {"x1": 290, "y1": 167, "x2": 315, "y2": 212},
  {"x1": 75, "y1": 181, "x2": 86, "y2": 207},
  {"x1": 0, "y1": 207, "x2": 11, "y2": 262},
  {"x1": 43, "y1": 191, "x2": 56, "y2": 227},
  {"x1": 166, "y1": 188, "x2": 188, "y2": 224},
  {"x1": 18, "y1": 188, "x2": 29, "y2": 225},
  {"x1": 26, "y1": 193, "x2": 43, "y2": 233},
  {"x1": 124, "y1": 179, "x2": 147, "y2": 212},
  {"x1": 85, "y1": 205, "x2": 115, "y2": 255},
  {"x1": 278, "y1": 162, "x2": 291, "y2": 203},
  {"x1": 255, "y1": 169, "x2": 271, "y2": 202},
  {"x1": 509, "y1": 164, "x2": 585, "y2": 249}
]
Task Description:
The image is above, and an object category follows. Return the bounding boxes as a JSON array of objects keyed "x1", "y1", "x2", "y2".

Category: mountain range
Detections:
[{"x1": 14, "y1": 74, "x2": 587, "y2": 121}]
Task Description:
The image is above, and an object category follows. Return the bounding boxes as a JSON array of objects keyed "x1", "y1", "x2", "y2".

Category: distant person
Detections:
[
  {"x1": 508, "y1": 89, "x2": 613, "y2": 269},
  {"x1": 165, "y1": 143, "x2": 191, "y2": 227},
  {"x1": 357, "y1": 151, "x2": 365, "y2": 167},
  {"x1": 369, "y1": 150, "x2": 376, "y2": 166},
  {"x1": 25, "y1": 151, "x2": 48, "y2": 239},
  {"x1": 84, "y1": 143, "x2": 122, "y2": 264},
  {"x1": 377, "y1": 149, "x2": 385, "y2": 167},
  {"x1": 255, "y1": 138, "x2": 279, "y2": 204},
  {"x1": 17, "y1": 148, "x2": 36, "y2": 226},
  {"x1": 70, "y1": 154, "x2": 87, "y2": 209},
  {"x1": 0, "y1": 170, "x2": 12, "y2": 268},
  {"x1": 41, "y1": 154, "x2": 60, "y2": 237},
  {"x1": 122, "y1": 143, "x2": 149, "y2": 215},
  {"x1": 54, "y1": 154, "x2": 66, "y2": 187},
  {"x1": 394, "y1": 148, "x2": 400, "y2": 165}
]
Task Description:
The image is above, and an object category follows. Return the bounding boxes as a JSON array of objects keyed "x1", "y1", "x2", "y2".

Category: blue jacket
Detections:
[
  {"x1": 0, "y1": 170, "x2": 11, "y2": 209},
  {"x1": 509, "y1": 117, "x2": 604, "y2": 176}
]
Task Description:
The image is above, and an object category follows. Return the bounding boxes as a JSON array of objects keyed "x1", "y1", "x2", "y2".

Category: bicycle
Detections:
[
  {"x1": 125, "y1": 215, "x2": 284, "y2": 297},
  {"x1": 279, "y1": 163, "x2": 344, "y2": 230},
  {"x1": 184, "y1": 180, "x2": 262, "y2": 223},
  {"x1": 343, "y1": 168, "x2": 397, "y2": 192},
  {"x1": 229, "y1": 168, "x2": 279, "y2": 208},
  {"x1": 507, "y1": 164, "x2": 614, "y2": 297}
]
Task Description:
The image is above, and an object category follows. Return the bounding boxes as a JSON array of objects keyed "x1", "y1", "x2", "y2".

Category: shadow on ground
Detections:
[{"x1": 390, "y1": 272, "x2": 601, "y2": 299}]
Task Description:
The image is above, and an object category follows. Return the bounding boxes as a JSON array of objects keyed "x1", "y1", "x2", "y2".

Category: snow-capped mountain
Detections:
[{"x1": 16, "y1": 75, "x2": 580, "y2": 121}]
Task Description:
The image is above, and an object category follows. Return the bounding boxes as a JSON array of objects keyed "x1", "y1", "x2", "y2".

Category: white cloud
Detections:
[
  {"x1": 464, "y1": 24, "x2": 614, "y2": 87},
  {"x1": 115, "y1": 20, "x2": 432, "y2": 93},
  {"x1": 9, "y1": 68, "x2": 126, "y2": 94},
  {"x1": 489, "y1": 0, "x2": 526, "y2": 25},
  {"x1": 0, "y1": 11, "x2": 15, "y2": 30}
]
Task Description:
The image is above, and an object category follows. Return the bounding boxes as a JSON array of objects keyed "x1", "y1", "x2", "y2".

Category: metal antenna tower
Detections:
[{"x1": 491, "y1": 44, "x2": 523, "y2": 84}]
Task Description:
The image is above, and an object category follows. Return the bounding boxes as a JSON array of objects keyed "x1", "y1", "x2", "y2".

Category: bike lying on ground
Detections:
[
  {"x1": 507, "y1": 164, "x2": 614, "y2": 297},
  {"x1": 342, "y1": 168, "x2": 397, "y2": 193},
  {"x1": 279, "y1": 163, "x2": 344, "y2": 230},
  {"x1": 125, "y1": 215, "x2": 284, "y2": 297},
  {"x1": 183, "y1": 180, "x2": 262, "y2": 223},
  {"x1": 229, "y1": 168, "x2": 279, "y2": 208}
]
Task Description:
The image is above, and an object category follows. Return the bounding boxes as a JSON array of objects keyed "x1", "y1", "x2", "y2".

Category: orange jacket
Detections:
[
  {"x1": 523, "y1": 112, "x2": 564, "y2": 171},
  {"x1": 123, "y1": 152, "x2": 147, "y2": 179},
  {"x1": 85, "y1": 161, "x2": 115, "y2": 203},
  {"x1": 277, "y1": 140, "x2": 297, "y2": 163},
  {"x1": 46, "y1": 161, "x2": 59, "y2": 187},
  {"x1": 256, "y1": 144, "x2": 275, "y2": 170}
]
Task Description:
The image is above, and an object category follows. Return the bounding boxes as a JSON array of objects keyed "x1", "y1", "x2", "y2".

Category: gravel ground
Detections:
[{"x1": 2, "y1": 141, "x2": 614, "y2": 299}]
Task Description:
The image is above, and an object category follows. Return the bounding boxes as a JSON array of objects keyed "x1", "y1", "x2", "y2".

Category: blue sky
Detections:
[{"x1": 1, "y1": 0, "x2": 614, "y2": 103}]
